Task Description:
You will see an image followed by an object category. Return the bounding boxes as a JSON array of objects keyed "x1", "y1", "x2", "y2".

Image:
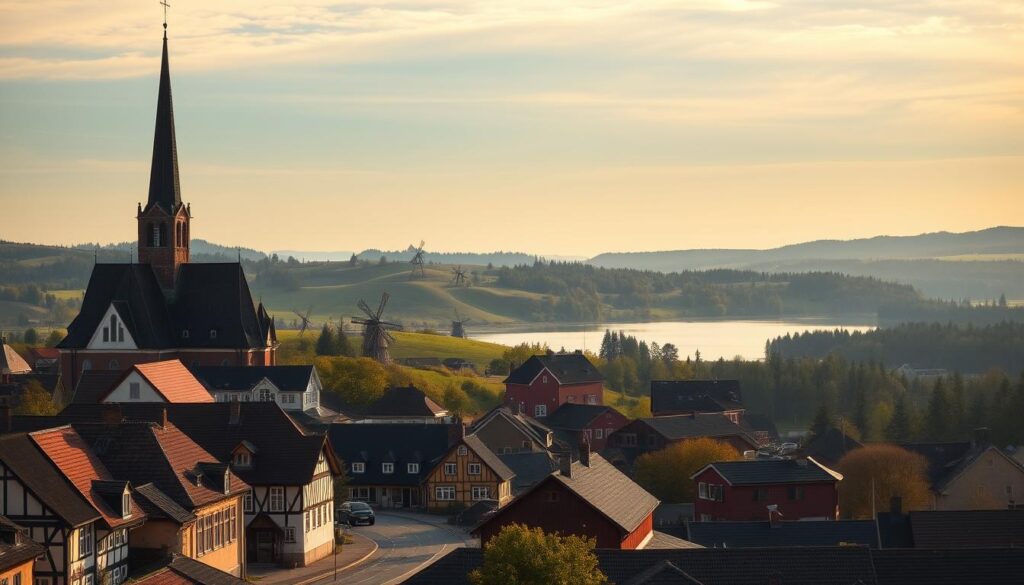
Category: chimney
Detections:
[
  {"x1": 159, "y1": 408, "x2": 168, "y2": 430},
  {"x1": 101, "y1": 403, "x2": 122, "y2": 426},
  {"x1": 229, "y1": 401, "x2": 241, "y2": 425},
  {"x1": 889, "y1": 496, "x2": 902, "y2": 517},
  {"x1": 580, "y1": 439, "x2": 591, "y2": 468},
  {"x1": 559, "y1": 453, "x2": 573, "y2": 478},
  {"x1": 972, "y1": 427, "x2": 991, "y2": 448},
  {"x1": 0, "y1": 399, "x2": 11, "y2": 433}
]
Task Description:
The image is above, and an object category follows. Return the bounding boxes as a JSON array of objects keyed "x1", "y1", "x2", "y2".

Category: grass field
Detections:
[{"x1": 276, "y1": 329, "x2": 507, "y2": 370}]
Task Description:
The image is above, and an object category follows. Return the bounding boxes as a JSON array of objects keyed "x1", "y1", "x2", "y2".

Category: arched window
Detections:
[
  {"x1": 110, "y1": 314, "x2": 117, "y2": 341},
  {"x1": 108, "y1": 359, "x2": 119, "y2": 370},
  {"x1": 159, "y1": 223, "x2": 168, "y2": 248}
]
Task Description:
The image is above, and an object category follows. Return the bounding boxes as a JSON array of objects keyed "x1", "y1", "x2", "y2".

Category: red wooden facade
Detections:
[
  {"x1": 505, "y1": 375, "x2": 604, "y2": 419},
  {"x1": 692, "y1": 467, "x2": 840, "y2": 522}
]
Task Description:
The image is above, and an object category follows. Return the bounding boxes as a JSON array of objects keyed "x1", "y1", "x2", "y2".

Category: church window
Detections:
[
  {"x1": 103, "y1": 328, "x2": 109, "y2": 342},
  {"x1": 149, "y1": 223, "x2": 158, "y2": 247},
  {"x1": 159, "y1": 223, "x2": 168, "y2": 248},
  {"x1": 118, "y1": 326, "x2": 124, "y2": 342},
  {"x1": 110, "y1": 314, "x2": 117, "y2": 340}
]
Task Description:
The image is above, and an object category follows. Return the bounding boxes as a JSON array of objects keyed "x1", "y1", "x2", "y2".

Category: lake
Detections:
[{"x1": 472, "y1": 319, "x2": 876, "y2": 361}]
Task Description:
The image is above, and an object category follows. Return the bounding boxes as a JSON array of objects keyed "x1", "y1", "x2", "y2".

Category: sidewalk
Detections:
[{"x1": 246, "y1": 532, "x2": 378, "y2": 585}]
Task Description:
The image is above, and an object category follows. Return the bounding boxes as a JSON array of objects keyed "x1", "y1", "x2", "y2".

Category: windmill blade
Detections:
[
  {"x1": 357, "y1": 299, "x2": 374, "y2": 318},
  {"x1": 351, "y1": 318, "x2": 370, "y2": 326},
  {"x1": 376, "y1": 292, "x2": 390, "y2": 318},
  {"x1": 382, "y1": 329, "x2": 397, "y2": 344},
  {"x1": 379, "y1": 321, "x2": 403, "y2": 330}
]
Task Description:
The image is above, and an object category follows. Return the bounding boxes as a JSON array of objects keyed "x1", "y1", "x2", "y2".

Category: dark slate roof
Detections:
[
  {"x1": 58, "y1": 403, "x2": 333, "y2": 486},
  {"x1": 504, "y1": 353, "x2": 603, "y2": 385},
  {"x1": 683, "y1": 520, "x2": 879, "y2": 548},
  {"x1": 134, "y1": 483, "x2": 196, "y2": 524},
  {"x1": 146, "y1": 32, "x2": 182, "y2": 213},
  {"x1": 800, "y1": 426, "x2": 864, "y2": 466},
  {"x1": 327, "y1": 423, "x2": 455, "y2": 486},
  {"x1": 498, "y1": 452, "x2": 557, "y2": 495},
  {"x1": 461, "y1": 434, "x2": 515, "y2": 481},
  {"x1": 405, "y1": 546, "x2": 880, "y2": 585},
  {"x1": 468, "y1": 406, "x2": 552, "y2": 449},
  {"x1": 905, "y1": 510, "x2": 1024, "y2": 548},
  {"x1": 191, "y1": 365, "x2": 315, "y2": 393},
  {"x1": 873, "y1": 548, "x2": 1024, "y2": 585},
  {"x1": 898, "y1": 441, "x2": 974, "y2": 487},
  {"x1": 639, "y1": 413, "x2": 757, "y2": 444},
  {"x1": 696, "y1": 458, "x2": 842, "y2": 485},
  {"x1": 650, "y1": 380, "x2": 742, "y2": 415},
  {"x1": 739, "y1": 413, "x2": 779, "y2": 440},
  {"x1": 59, "y1": 263, "x2": 273, "y2": 351},
  {"x1": 622, "y1": 560, "x2": 702, "y2": 585},
  {"x1": 0, "y1": 516, "x2": 46, "y2": 573},
  {"x1": 71, "y1": 371, "x2": 123, "y2": 404},
  {"x1": 0, "y1": 433, "x2": 100, "y2": 527},
  {"x1": 365, "y1": 386, "x2": 447, "y2": 418},
  {"x1": 541, "y1": 403, "x2": 615, "y2": 431}
]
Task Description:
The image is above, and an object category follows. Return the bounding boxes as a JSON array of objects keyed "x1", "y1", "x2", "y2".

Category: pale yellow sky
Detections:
[{"x1": 1, "y1": 1, "x2": 1022, "y2": 255}]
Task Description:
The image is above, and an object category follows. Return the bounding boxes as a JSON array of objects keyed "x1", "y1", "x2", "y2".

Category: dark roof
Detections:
[
  {"x1": 623, "y1": 560, "x2": 702, "y2": 585},
  {"x1": 146, "y1": 32, "x2": 181, "y2": 213},
  {"x1": 365, "y1": 386, "x2": 447, "y2": 418},
  {"x1": 327, "y1": 423, "x2": 454, "y2": 485},
  {"x1": 191, "y1": 365, "x2": 315, "y2": 393},
  {"x1": 58, "y1": 403, "x2": 334, "y2": 486},
  {"x1": 136, "y1": 555, "x2": 249, "y2": 585},
  {"x1": 739, "y1": 413, "x2": 779, "y2": 440},
  {"x1": 873, "y1": 548, "x2": 1024, "y2": 585},
  {"x1": 460, "y1": 434, "x2": 515, "y2": 481},
  {"x1": 636, "y1": 413, "x2": 757, "y2": 444},
  {"x1": 898, "y1": 441, "x2": 974, "y2": 487},
  {"x1": 650, "y1": 380, "x2": 742, "y2": 415},
  {"x1": 134, "y1": 483, "x2": 196, "y2": 524},
  {"x1": 684, "y1": 520, "x2": 879, "y2": 548},
  {"x1": 0, "y1": 515, "x2": 46, "y2": 573},
  {"x1": 800, "y1": 427, "x2": 864, "y2": 466},
  {"x1": 541, "y1": 403, "x2": 616, "y2": 430},
  {"x1": 695, "y1": 458, "x2": 842, "y2": 485},
  {"x1": 877, "y1": 510, "x2": 1024, "y2": 549},
  {"x1": 468, "y1": 406, "x2": 552, "y2": 449},
  {"x1": 59, "y1": 263, "x2": 273, "y2": 351},
  {"x1": 72, "y1": 371, "x2": 123, "y2": 404},
  {"x1": 498, "y1": 452, "x2": 557, "y2": 495},
  {"x1": 504, "y1": 353, "x2": 603, "y2": 385},
  {"x1": 405, "y1": 546, "x2": 880, "y2": 585}
]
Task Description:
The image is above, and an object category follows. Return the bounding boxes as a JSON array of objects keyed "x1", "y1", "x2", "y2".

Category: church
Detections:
[{"x1": 57, "y1": 29, "x2": 277, "y2": 395}]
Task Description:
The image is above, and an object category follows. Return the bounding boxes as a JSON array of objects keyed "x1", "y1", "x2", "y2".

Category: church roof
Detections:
[
  {"x1": 58, "y1": 263, "x2": 273, "y2": 351},
  {"x1": 146, "y1": 31, "x2": 181, "y2": 214}
]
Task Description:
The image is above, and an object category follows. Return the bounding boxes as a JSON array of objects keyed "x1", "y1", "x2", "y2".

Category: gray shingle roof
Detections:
[
  {"x1": 873, "y1": 548, "x2": 1024, "y2": 585},
  {"x1": 908, "y1": 510, "x2": 1024, "y2": 549},
  {"x1": 650, "y1": 380, "x2": 742, "y2": 415},
  {"x1": 641, "y1": 413, "x2": 756, "y2": 443},
  {"x1": 498, "y1": 452, "x2": 557, "y2": 495},
  {"x1": 134, "y1": 483, "x2": 196, "y2": 524},
  {"x1": 365, "y1": 386, "x2": 447, "y2": 418},
  {"x1": 684, "y1": 520, "x2": 879, "y2": 548},
  {"x1": 541, "y1": 403, "x2": 615, "y2": 430},
  {"x1": 550, "y1": 454, "x2": 659, "y2": 533},
  {"x1": 504, "y1": 353, "x2": 603, "y2": 385},
  {"x1": 327, "y1": 423, "x2": 454, "y2": 486},
  {"x1": 462, "y1": 434, "x2": 515, "y2": 481},
  {"x1": 696, "y1": 458, "x2": 842, "y2": 485},
  {"x1": 191, "y1": 365, "x2": 315, "y2": 393}
]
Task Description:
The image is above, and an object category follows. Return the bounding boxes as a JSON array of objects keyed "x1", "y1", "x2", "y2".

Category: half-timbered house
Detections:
[
  {"x1": 0, "y1": 516, "x2": 45, "y2": 585},
  {"x1": 423, "y1": 434, "x2": 514, "y2": 511},
  {"x1": 190, "y1": 366, "x2": 323, "y2": 414}
]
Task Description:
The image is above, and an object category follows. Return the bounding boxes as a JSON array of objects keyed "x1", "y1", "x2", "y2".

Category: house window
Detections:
[
  {"x1": 471, "y1": 486, "x2": 490, "y2": 500},
  {"x1": 244, "y1": 493, "x2": 253, "y2": 512},
  {"x1": 698, "y1": 482, "x2": 708, "y2": 500},
  {"x1": 209, "y1": 329, "x2": 218, "y2": 339},
  {"x1": 78, "y1": 527, "x2": 92, "y2": 557},
  {"x1": 285, "y1": 526, "x2": 296, "y2": 543},
  {"x1": 382, "y1": 463, "x2": 394, "y2": 474},
  {"x1": 435, "y1": 486, "x2": 456, "y2": 501},
  {"x1": 350, "y1": 487, "x2": 371, "y2": 501},
  {"x1": 534, "y1": 404, "x2": 547, "y2": 417},
  {"x1": 182, "y1": 329, "x2": 190, "y2": 339},
  {"x1": 545, "y1": 491, "x2": 559, "y2": 502},
  {"x1": 700, "y1": 513, "x2": 712, "y2": 522},
  {"x1": 129, "y1": 382, "x2": 140, "y2": 400},
  {"x1": 103, "y1": 328, "x2": 109, "y2": 342},
  {"x1": 269, "y1": 487, "x2": 285, "y2": 512},
  {"x1": 233, "y1": 451, "x2": 251, "y2": 468},
  {"x1": 122, "y1": 492, "x2": 131, "y2": 518},
  {"x1": 586, "y1": 394, "x2": 597, "y2": 405},
  {"x1": 788, "y1": 486, "x2": 805, "y2": 501},
  {"x1": 258, "y1": 388, "x2": 273, "y2": 402},
  {"x1": 108, "y1": 359, "x2": 119, "y2": 370},
  {"x1": 444, "y1": 463, "x2": 457, "y2": 476},
  {"x1": 542, "y1": 376, "x2": 548, "y2": 383},
  {"x1": 712, "y1": 485, "x2": 724, "y2": 502},
  {"x1": 468, "y1": 463, "x2": 481, "y2": 475},
  {"x1": 754, "y1": 488, "x2": 769, "y2": 501},
  {"x1": 457, "y1": 446, "x2": 468, "y2": 456},
  {"x1": 621, "y1": 433, "x2": 637, "y2": 447},
  {"x1": 595, "y1": 428, "x2": 604, "y2": 439},
  {"x1": 407, "y1": 463, "x2": 420, "y2": 474},
  {"x1": 567, "y1": 395, "x2": 575, "y2": 403},
  {"x1": 352, "y1": 462, "x2": 365, "y2": 474}
]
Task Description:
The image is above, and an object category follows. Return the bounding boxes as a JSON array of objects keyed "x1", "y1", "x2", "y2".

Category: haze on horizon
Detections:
[{"x1": 1, "y1": 1, "x2": 1022, "y2": 257}]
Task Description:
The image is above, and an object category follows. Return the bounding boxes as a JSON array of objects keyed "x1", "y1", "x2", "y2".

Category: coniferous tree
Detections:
[
  {"x1": 334, "y1": 322, "x2": 354, "y2": 357},
  {"x1": 887, "y1": 394, "x2": 912, "y2": 442},
  {"x1": 809, "y1": 404, "x2": 833, "y2": 440},
  {"x1": 925, "y1": 378, "x2": 952, "y2": 441},
  {"x1": 315, "y1": 324, "x2": 335, "y2": 356}
]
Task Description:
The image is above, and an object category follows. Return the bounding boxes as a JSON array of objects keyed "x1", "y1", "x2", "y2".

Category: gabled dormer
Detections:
[
  {"x1": 231, "y1": 441, "x2": 257, "y2": 470},
  {"x1": 92, "y1": 479, "x2": 134, "y2": 520},
  {"x1": 86, "y1": 304, "x2": 138, "y2": 350}
]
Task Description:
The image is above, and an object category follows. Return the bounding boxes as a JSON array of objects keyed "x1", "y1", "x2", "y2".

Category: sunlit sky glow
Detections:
[{"x1": 1, "y1": 1, "x2": 1022, "y2": 256}]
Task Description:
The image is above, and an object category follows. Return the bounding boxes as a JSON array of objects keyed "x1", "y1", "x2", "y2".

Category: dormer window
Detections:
[
  {"x1": 382, "y1": 463, "x2": 394, "y2": 474},
  {"x1": 233, "y1": 451, "x2": 251, "y2": 468},
  {"x1": 209, "y1": 329, "x2": 218, "y2": 339},
  {"x1": 122, "y1": 490, "x2": 132, "y2": 520},
  {"x1": 182, "y1": 329, "x2": 190, "y2": 339},
  {"x1": 351, "y1": 462, "x2": 365, "y2": 474}
]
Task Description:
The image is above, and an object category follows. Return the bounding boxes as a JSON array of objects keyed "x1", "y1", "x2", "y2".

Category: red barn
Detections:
[
  {"x1": 691, "y1": 458, "x2": 843, "y2": 522},
  {"x1": 541, "y1": 403, "x2": 629, "y2": 452},
  {"x1": 504, "y1": 352, "x2": 604, "y2": 419},
  {"x1": 474, "y1": 447, "x2": 659, "y2": 550}
]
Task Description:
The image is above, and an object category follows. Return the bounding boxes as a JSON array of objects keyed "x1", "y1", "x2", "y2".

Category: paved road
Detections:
[{"x1": 309, "y1": 513, "x2": 468, "y2": 585}]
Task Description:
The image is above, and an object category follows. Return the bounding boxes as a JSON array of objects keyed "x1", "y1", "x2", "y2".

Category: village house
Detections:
[
  {"x1": 98, "y1": 360, "x2": 213, "y2": 404},
  {"x1": 606, "y1": 414, "x2": 759, "y2": 471},
  {"x1": 468, "y1": 406, "x2": 554, "y2": 455},
  {"x1": 684, "y1": 518, "x2": 879, "y2": 548},
  {"x1": 901, "y1": 429, "x2": 1024, "y2": 510},
  {"x1": 877, "y1": 506, "x2": 1024, "y2": 548},
  {"x1": 0, "y1": 428, "x2": 145, "y2": 585},
  {"x1": 541, "y1": 403, "x2": 629, "y2": 452},
  {"x1": 504, "y1": 352, "x2": 604, "y2": 418},
  {"x1": 357, "y1": 386, "x2": 451, "y2": 424},
  {"x1": 423, "y1": 434, "x2": 515, "y2": 511},
  {"x1": 327, "y1": 423, "x2": 456, "y2": 509},
  {"x1": 59, "y1": 403, "x2": 341, "y2": 568},
  {"x1": 0, "y1": 516, "x2": 45, "y2": 585},
  {"x1": 691, "y1": 457, "x2": 843, "y2": 522},
  {"x1": 472, "y1": 446, "x2": 660, "y2": 550},
  {"x1": 72, "y1": 420, "x2": 249, "y2": 577},
  {"x1": 55, "y1": 29, "x2": 277, "y2": 395},
  {"x1": 191, "y1": 365, "x2": 323, "y2": 413},
  {"x1": 130, "y1": 555, "x2": 248, "y2": 585},
  {"x1": 650, "y1": 380, "x2": 745, "y2": 423}
]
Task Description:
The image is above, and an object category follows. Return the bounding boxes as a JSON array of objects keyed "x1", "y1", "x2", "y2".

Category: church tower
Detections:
[{"x1": 138, "y1": 26, "x2": 190, "y2": 290}]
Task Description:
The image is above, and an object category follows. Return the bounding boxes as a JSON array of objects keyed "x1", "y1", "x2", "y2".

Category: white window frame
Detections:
[
  {"x1": 534, "y1": 404, "x2": 547, "y2": 417},
  {"x1": 435, "y1": 486, "x2": 456, "y2": 501},
  {"x1": 457, "y1": 446, "x2": 468, "y2": 456},
  {"x1": 269, "y1": 487, "x2": 285, "y2": 512},
  {"x1": 285, "y1": 526, "x2": 295, "y2": 543},
  {"x1": 444, "y1": 463, "x2": 457, "y2": 476},
  {"x1": 382, "y1": 462, "x2": 394, "y2": 474},
  {"x1": 129, "y1": 382, "x2": 140, "y2": 399},
  {"x1": 352, "y1": 462, "x2": 365, "y2": 474},
  {"x1": 698, "y1": 482, "x2": 708, "y2": 500},
  {"x1": 407, "y1": 463, "x2": 420, "y2": 474},
  {"x1": 595, "y1": 428, "x2": 604, "y2": 439},
  {"x1": 244, "y1": 493, "x2": 253, "y2": 512},
  {"x1": 471, "y1": 486, "x2": 490, "y2": 501},
  {"x1": 468, "y1": 463, "x2": 481, "y2": 475}
]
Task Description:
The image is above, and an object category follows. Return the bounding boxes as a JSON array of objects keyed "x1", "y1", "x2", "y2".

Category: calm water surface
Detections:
[{"x1": 473, "y1": 319, "x2": 876, "y2": 361}]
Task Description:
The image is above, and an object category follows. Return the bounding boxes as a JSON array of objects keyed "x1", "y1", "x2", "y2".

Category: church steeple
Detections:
[{"x1": 138, "y1": 22, "x2": 190, "y2": 292}]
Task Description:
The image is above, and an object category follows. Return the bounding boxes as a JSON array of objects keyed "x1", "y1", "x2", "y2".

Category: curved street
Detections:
[{"x1": 309, "y1": 513, "x2": 470, "y2": 585}]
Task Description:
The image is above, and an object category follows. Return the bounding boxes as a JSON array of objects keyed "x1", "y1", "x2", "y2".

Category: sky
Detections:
[{"x1": 1, "y1": 1, "x2": 1022, "y2": 257}]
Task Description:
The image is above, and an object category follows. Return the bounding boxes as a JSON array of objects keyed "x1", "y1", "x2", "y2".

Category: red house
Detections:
[
  {"x1": 504, "y1": 352, "x2": 604, "y2": 419},
  {"x1": 474, "y1": 446, "x2": 659, "y2": 549},
  {"x1": 541, "y1": 403, "x2": 629, "y2": 452},
  {"x1": 691, "y1": 457, "x2": 843, "y2": 522}
]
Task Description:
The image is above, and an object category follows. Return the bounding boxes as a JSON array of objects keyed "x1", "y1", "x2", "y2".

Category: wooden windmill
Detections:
[
  {"x1": 451, "y1": 266, "x2": 468, "y2": 287},
  {"x1": 450, "y1": 309, "x2": 471, "y2": 339},
  {"x1": 352, "y1": 293, "x2": 403, "y2": 363},
  {"x1": 293, "y1": 308, "x2": 315, "y2": 336},
  {"x1": 409, "y1": 240, "x2": 426, "y2": 280}
]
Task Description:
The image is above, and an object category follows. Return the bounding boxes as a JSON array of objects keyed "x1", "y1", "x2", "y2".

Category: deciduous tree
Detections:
[
  {"x1": 15, "y1": 380, "x2": 59, "y2": 416},
  {"x1": 634, "y1": 438, "x2": 741, "y2": 503},
  {"x1": 316, "y1": 356, "x2": 388, "y2": 406},
  {"x1": 836, "y1": 444, "x2": 931, "y2": 519},
  {"x1": 469, "y1": 524, "x2": 606, "y2": 585}
]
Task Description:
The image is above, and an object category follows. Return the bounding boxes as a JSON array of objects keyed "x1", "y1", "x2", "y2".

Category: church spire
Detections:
[{"x1": 146, "y1": 22, "x2": 181, "y2": 213}]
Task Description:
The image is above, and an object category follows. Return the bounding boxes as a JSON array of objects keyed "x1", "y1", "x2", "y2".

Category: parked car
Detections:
[{"x1": 338, "y1": 501, "x2": 376, "y2": 526}]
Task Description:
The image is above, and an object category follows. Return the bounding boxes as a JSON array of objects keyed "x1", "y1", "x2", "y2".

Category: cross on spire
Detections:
[{"x1": 160, "y1": 0, "x2": 170, "y2": 31}]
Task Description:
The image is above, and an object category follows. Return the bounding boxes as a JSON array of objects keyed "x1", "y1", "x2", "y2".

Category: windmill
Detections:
[
  {"x1": 451, "y1": 266, "x2": 468, "y2": 287},
  {"x1": 450, "y1": 309, "x2": 471, "y2": 339},
  {"x1": 409, "y1": 240, "x2": 426, "y2": 280},
  {"x1": 352, "y1": 293, "x2": 403, "y2": 363},
  {"x1": 293, "y1": 308, "x2": 314, "y2": 336}
]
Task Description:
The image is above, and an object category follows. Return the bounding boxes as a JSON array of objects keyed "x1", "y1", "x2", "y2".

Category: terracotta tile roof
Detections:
[
  {"x1": 0, "y1": 433, "x2": 99, "y2": 526},
  {"x1": 130, "y1": 360, "x2": 213, "y2": 403},
  {"x1": 30, "y1": 426, "x2": 139, "y2": 528}
]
